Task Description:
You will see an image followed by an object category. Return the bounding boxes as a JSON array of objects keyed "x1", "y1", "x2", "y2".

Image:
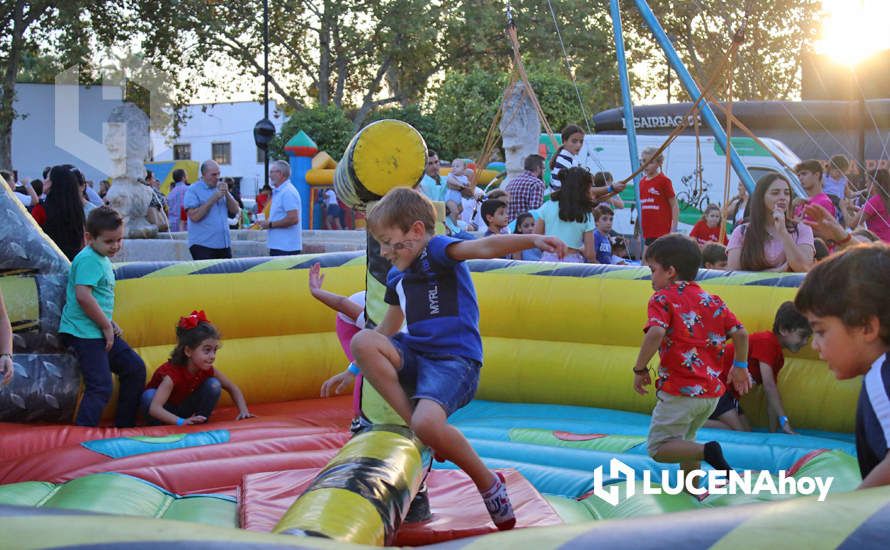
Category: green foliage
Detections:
[
  {"x1": 269, "y1": 105, "x2": 354, "y2": 161},
  {"x1": 526, "y1": 65, "x2": 590, "y2": 136},
  {"x1": 627, "y1": 0, "x2": 822, "y2": 100},
  {"x1": 362, "y1": 104, "x2": 442, "y2": 157},
  {"x1": 432, "y1": 69, "x2": 505, "y2": 160},
  {"x1": 431, "y1": 67, "x2": 584, "y2": 160}
]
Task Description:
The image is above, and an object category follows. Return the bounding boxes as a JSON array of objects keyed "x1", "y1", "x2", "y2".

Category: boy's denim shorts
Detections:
[{"x1": 391, "y1": 335, "x2": 481, "y2": 417}]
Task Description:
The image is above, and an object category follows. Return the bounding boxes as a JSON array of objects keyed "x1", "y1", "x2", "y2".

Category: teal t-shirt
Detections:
[
  {"x1": 538, "y1": 200, "x2": 595, "y2": 250},
  {"x1": 59, "y1": 246, "x2": 115, "y2": 339}
]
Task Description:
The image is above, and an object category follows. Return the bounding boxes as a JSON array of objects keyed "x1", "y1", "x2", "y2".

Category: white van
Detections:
[{"x1": 571, "y1": 134, "x2": 802, "y2": 235}]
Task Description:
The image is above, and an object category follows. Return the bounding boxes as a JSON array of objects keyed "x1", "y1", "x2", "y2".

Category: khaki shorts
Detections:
[{"x1": 647, "y1": 391, "x2": 719, "y2": 457}]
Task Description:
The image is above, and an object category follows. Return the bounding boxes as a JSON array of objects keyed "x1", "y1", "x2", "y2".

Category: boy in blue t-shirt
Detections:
[
  {"x1": 795, "y1": 244, "x2": 890, "y2": 489},
  {"x1": 59, "y1": 207, "x2": 146, "y2": 427},
  {"x1": 593, "y1": 204, "x2": 614, "y2": 264},
  {"x1": 352, "y1": 187, "x2": 566, "y2": 530}
]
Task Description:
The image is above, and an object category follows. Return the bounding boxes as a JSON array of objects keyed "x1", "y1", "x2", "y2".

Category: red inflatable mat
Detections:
[{"x1": 240, "y1": 467, "x2": 563, "y2": 544}]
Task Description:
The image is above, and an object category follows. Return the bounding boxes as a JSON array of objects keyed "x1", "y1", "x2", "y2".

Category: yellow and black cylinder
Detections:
[{"x1": 272, "y1": 425, "x2": 429, "y2": 545}]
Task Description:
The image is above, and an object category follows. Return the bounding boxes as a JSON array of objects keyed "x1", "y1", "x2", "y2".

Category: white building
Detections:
[{"x1": 151, "y1": 100, "x2": 287, "y2": 199}]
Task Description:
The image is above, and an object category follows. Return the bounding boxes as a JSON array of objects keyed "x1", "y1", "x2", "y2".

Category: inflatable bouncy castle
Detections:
[{"x1": 1, "y1": 121, "x2": 889, "y2": 548}]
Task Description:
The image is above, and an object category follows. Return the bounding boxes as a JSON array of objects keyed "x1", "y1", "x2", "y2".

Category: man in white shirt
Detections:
[{"x1": 258, "y1": 160, "x2": 302, "y2": 255}]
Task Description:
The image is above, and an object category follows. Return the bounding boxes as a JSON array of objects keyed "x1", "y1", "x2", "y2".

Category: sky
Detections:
[{"x1": 188, "y1": 0, "x2": 890, "y2": 107}]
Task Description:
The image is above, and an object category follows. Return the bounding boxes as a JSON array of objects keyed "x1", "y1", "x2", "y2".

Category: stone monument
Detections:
[
  {"x1": 499, "y1": 80, "x2": 541, "y2": 183},
  {"x1": 103, "y1": 103, "x2": 157, "y2": 238}
]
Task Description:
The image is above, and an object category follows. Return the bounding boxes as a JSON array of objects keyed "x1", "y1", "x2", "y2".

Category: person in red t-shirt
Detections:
[
  {"x1": 638, "y1": 146, "x2": 679, "y2": 245},
  {"x1": 707, "y1": 301, "x2": 812, "y2": 434},
  {"x1": 689, "y1": 204, "x2": 728, "y2": 247},
  {"x1": 633, "y1": 234, "x2": 750, "y2": 478},
  {"x1": 140, "y1": 310, "x2": 253, "y2": 426}
]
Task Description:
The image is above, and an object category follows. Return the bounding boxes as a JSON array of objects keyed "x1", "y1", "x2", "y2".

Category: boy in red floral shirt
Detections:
[{"x1": 633, "y1": 234, "x2": 751, "y2": 476}]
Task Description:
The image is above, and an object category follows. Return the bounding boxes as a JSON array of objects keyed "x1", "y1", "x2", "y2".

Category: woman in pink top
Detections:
[
  {"x1": 726, "y1": 174, "x2": 815, "y2": 272},
  {"x1": 848, "y1": 169, "x2": 890, "y2": 243}
]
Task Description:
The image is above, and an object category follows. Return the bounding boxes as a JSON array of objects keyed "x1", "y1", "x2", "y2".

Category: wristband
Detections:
[
  {"x1": 176, "y1": 417, "x2": 185, "y2": 426},
  {"x1": 607, "y1": 185, "x2": 614, "y2": 194},
  {"x1": 837, "y1": 233, "x2": 852, "y2": 245},
  {"x1": 633, "y1": 366, "x2": 648, "y2": 374},
  {"x1": 0, "y1": 353, "x2": 10, "y2": 360},
  {"x1": 269, "y1": 221, "x2": 274, "y2": 229},
  {"x1": 779, "y1": 415, "x2": 789, "y2": 427},
  {"x1": 347, "y1": 363, "x2": 360, "y2": 375},
  {"x1": 733, "y1": 360, "x2": 748, "y2": 369}
]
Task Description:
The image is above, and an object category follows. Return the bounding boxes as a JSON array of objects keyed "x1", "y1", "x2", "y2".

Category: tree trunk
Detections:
[
  {"x1": 0, "y1": 0, "x2": 26, "y2": 171},
  {"x1": 316, "y1": 4, "x2": 332, "y2": 107}
]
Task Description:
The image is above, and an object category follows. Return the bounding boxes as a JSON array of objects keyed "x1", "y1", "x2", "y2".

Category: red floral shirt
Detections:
[{"x1": 645, "y1": 281, "x2": 743, "y2": 398}]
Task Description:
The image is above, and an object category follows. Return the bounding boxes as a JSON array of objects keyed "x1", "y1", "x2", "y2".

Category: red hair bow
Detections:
[{"x1": 178, "y1": 310, "x2": 209, "y2": 330}]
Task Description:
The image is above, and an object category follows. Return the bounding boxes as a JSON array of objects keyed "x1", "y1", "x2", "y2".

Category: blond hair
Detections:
[
  {"x1": 366, "y1": 187, "x2": 436, "y2": 236},
  {"x1": 641, "y1": 146, "x2": 663, "y2": 164}
]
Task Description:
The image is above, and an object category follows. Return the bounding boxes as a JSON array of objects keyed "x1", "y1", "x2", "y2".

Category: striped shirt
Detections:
[
  {"x1": 549, "y1": 149, "x2": 578, "y2": 189},
  {"x1": 856, "y1": 352, "x2": 890, "y2": 478}
]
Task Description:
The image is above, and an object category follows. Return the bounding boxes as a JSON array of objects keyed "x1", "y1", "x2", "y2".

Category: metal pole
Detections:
[
  {"x1": 263, "y1": 0, "x2": 270, "y2": 190},
  {"x1": 857, "y1": 65, "x2": 867, "y2": 186},
  {"x1": 609, "y1": 0, "x2": 644, "y2": 254},
  {"x1": 633, "y1": 0, "x2": 757, "y2": 194}
]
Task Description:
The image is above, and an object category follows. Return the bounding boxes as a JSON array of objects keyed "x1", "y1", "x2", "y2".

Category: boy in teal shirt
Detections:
[{"x1": 59, "y1": 206, "x2": 146, "y2": 427}]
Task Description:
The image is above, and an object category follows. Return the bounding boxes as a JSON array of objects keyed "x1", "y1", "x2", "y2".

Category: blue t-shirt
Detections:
[
  {"x1": 59, "y1": 246, "x2": 115, "y2": 339},
  {"x1": 384, "y1": 235, "x2": 482, "y2": 362},
  {"x1": 856, "y1": 352, "x2": 890, "y2": 478},
  {"x1": 520, "y1": 247, "x2": 543, "y2": 261},
  {"x1": 594, "y1": 230, "x2": 612, "y2": 264},
  {"x1": 183, "y1": 180, "x2": 231, "y2": 249}
]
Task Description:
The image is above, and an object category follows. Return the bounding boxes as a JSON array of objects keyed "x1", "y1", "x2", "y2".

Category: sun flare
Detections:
[{"x1": 814, "y1": 0, "x2": 890, "y2": 66}]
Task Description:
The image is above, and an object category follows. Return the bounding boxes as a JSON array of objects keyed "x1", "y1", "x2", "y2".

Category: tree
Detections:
[
  {"x1": 0, "y1": 0, "x2": 134, "y2": 170},
  {"x1": 269, "y1": 105, "x2": 354, "y2": 161},
  {"x1": 432, "y1": 69, "x2": 504, "y2": 160},
  {"x1": 626, "y1": 0, "x2": 822, "y2": 101},
  {"x1": 438, "y1": 1, "x2": 640, "y2": 120},
  {"x1": 431, "y1": 67, "x2": 583, "y2": 160},
  {"x1": 139, "y1": 0, "x2": 443, "y2": 131}
]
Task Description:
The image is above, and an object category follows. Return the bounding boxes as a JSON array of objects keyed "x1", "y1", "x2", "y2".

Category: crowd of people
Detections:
[
  {"x1": 3, "y1": 128, "x2": 890, "y2": 525},
  {"x1": 1, "y1": 158, "x2": 331, "y2": 261},
  {"x1": 416, "y1": 125, "x2": 890, "y2": 273}
]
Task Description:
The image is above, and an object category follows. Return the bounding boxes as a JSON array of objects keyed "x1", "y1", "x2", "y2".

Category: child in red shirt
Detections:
[
  {"x1": 639, "y1": 146, "x2": 678, "y2": 245},
  {"x1": 689, "y1": 204, "x2": 728, "y2": 246},
  {"x1": 141, "y1": 310, "x2": 253, "y2": 425},
  {"x1": 633, "y1": 234, "x2": 750, "y2": 477},
  {"x1": 707, "y1": 301, "x2": 812, "y2": 434}
]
